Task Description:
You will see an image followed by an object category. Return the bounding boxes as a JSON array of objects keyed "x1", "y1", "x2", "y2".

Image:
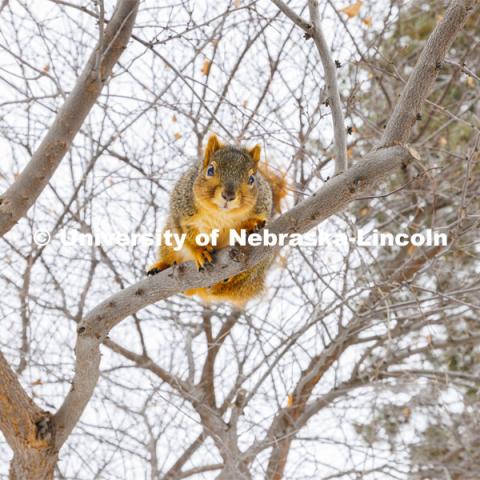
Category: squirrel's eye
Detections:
[
  {"x1": 207, "y1": 165, "x2": 215, "y2": 176},
  {"x1": 248, "y1": 175, "x2": 255, "y2": 185}
]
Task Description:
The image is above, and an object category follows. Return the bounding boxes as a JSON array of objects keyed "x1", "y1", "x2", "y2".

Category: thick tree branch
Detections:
[
  {"x1": 0, "y1": 352, "x2": 47, "y2": 452},
  {"x1": 0, "y1": 0, "x2": 139, "y2": 237},
  {"x1": 0, "y1": 351, "x2": 57, "y2": 480},
  {"x1": 381, "y1": 0, "x2": 476, "y2": 146}
]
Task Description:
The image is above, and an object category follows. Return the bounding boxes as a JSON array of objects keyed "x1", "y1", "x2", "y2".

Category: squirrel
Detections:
[{"x1": 146, "y1": 133, "x2": 287, "y2": 306}]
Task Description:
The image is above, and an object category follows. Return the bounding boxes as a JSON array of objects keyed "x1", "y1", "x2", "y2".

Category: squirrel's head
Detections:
[{"x1": 193, "y1": 134, "x2": 261, "y2": 213}]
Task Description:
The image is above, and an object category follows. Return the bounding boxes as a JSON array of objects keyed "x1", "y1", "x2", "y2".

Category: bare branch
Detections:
[
  {"x1": 270, "y1": 0, "x2": 311, "y2": 32},
  {"x1": 0, "y1": 0, "x2": 139, "y2": 237},
  {"x1": 308, "y1": 0, "x2": 348, "y2": 174},
  {"x1": 272, "y1": 0, "x2": 348, "y2": 174}
]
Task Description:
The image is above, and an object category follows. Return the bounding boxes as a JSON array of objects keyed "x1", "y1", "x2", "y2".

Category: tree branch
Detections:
[
  {"x1": 0, "y1": 352, "x2": 46, "y2": 452},
  {"x1": 0, "y1": 351, "x2": 57, "y2": 479},
  {"x1": 270, "y1": 0, "x2": 311, "y2": 32},
  {"x1": 308, "y1": 0, "x2": 348, "y2": 174},
  {"x1": 380, "y1": 0, "x2": 476, "y2": 146},
  {"x1": 272, "y1": 0, "x2": 348, "y2": 174},
  {"x1": 0, "y1": 0, "x2": 139, "y2": 237}
]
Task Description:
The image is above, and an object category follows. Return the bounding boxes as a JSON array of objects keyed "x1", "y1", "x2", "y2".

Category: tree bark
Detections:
[
  {"x1": 9, "y1": 453, "x2": 57, "y2": 480},
  {"x1": 0, "y1": 352, "x2": 56, "y2": 480}
]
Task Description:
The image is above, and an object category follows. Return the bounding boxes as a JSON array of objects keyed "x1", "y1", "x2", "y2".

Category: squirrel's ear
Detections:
[
  {"x1": 248, "y1": 144, "x2": 261, "y2": 164},
  {"x1": 204, "y1": 134, "x2": 222, "y2": 166}
]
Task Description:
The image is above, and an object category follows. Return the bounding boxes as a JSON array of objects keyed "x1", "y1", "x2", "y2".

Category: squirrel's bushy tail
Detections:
[{"x1": 259, "y1": 162, "x2": 288, "y2": 215}]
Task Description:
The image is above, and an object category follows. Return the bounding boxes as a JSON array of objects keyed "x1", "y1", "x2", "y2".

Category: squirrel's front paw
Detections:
[{"x1": 192, "y1": 246, "x2": 215, "y2": 271}]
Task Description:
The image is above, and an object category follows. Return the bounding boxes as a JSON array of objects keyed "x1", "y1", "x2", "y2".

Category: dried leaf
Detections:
[
  {"x1": 171, "y1": 115, "x2": 177, "y2": 123},
  {"x1": 174, "y1": 132, "x2": 182, "y2": 141},
  {"x1": 405, "y1": 144, "x2": 421, "y2": 161},
  {"x1": 341, "y1": 1, "x2": 363, "y2": 18},
  {"x1": 360, "y1": 206, "x2": 369, "y2": 217},
  {"x1": 438, "y1": 136, "x2": 447, "y2": 147},
  {"x1": 287, "y1": 394, "x2": 294, "y2": 407},
  {"x1": 466, "y1": 75, "x2": 475, "y2": 88},
  {"x1": 407, "y1": 243, "x2": 416, "y2": 256},
  {"x1": 234, "y1": 0, "x2": 241, "y2": 7},
  {"x1": 362, "y1": 16, "x2": 372, "y2": 27},
  {"x1": 201, "y1": 59, "x2": 212, "y2": 76}
]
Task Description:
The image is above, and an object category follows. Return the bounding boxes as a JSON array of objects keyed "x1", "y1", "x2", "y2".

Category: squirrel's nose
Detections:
[{"x1": 222, "y1": 189, "x2": 236, "y2": 202}]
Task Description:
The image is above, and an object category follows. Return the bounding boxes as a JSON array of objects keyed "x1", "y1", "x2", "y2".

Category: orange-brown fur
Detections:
[{"x1": 147, "y1": 134, "x2": 287, "y2": 306}]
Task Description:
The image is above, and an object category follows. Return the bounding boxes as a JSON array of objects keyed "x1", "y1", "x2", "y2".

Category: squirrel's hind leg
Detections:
[{"x1": 206, "y1": 258, "x2": 271, "y2": 305}]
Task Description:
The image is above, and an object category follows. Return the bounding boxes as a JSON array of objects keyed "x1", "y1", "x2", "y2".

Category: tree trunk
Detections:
[{"x1": 9, "y1": 451, "x2": 58, "y2": 480}]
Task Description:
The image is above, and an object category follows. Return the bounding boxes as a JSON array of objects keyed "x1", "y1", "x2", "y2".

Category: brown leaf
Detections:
[
  {"x1": 362, "y1": 16, "x2": 372, "y2": 27},
  {"x1": 201, "y1": 59, "x2": 212, "y2": 76},
  {"x1": 174, "y1": 132, "x2": 182, "y2": 141},
  {"x1": 341, "y1": 1, "x2": 362, "y2": 18},
  {"x1": 405, "y1": 144, "x2": 421, "y2": 161},
  {"x1": 360, "y1": 206, "x2": 369, "y2": 217}
]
